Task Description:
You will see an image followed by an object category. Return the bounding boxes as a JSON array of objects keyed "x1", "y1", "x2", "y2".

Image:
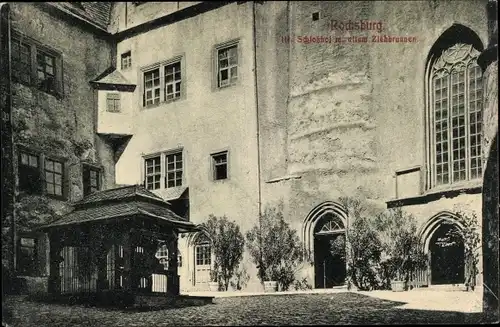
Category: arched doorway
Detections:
[
  {"x1": 429, "y1": 223, "x2": 465, "y2": 285},
  {"x1": 313, "y1": 213, "x2": 346, "y2": 288}
]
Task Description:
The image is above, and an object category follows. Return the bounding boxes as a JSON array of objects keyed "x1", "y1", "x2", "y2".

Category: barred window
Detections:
[{"x1": 429, "y1": 43, "x2": 483, "y2": 188}]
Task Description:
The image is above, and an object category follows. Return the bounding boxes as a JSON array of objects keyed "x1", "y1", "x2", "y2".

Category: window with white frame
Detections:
[
  {"x1": 143, "y1": 68, "x2": 161, "y2": 106},
  {"x1": 106, "y1": 93, "x2": 121, "y2": 112},
  {"x1": 164, "y1": 61, "x2": 182, "y2": 101},
  {"x1": 145, "y1": 156, "x2": 161, "y2": 190},
  {"x1": 195, "y1": 238, "x2": 211, "y2": 266},
  {"x1": 216, "y1": 42, "x2": 238, "y2": 88},
  {"x1": 166, "y1": 152, "x2": 183, "y2": 188},
  {"x1": 428, "y1": 43, "x2": 483, "y2": 188},
  {"x1": 155, "y1": 243, "x2": 169, "y2": 270},
  {"x1": 142, "y1": 57, "x2": 183, "y2": 107},
  {"x1": 121, "y1": 51, "x2": 132, "y2": 70},
  {"x1": 143, "y1": 150, "x2": 184, "y2": 190},
  {"x1": 211, "y1": 151, "x2": 228, "y2": 181}
]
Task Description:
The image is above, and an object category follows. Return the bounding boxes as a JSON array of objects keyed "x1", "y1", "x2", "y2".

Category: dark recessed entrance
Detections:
[
  {"x1": 430, "y1": 223, "x2": 465, "y2": 285},
  {"x1": 313, "y1": 214, "x2": 346, "y2": 289}
]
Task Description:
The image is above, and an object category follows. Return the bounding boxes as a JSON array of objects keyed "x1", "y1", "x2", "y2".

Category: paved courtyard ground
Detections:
[{"x1": 2, "y1": 291, "x2": 488, "y2": 326}]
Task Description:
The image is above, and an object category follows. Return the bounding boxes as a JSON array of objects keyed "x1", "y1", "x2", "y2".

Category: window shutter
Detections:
[
  {"x1": 55, "y1": 56, "x2": 64, "y2": 98},
  {"x1": 62, "y1": 162, "x2": 70, "y2": 200},
  {"x1": 19, "y1": 165, "x2": 42, "y2": 194},
  {"x1": 82, "y1": 165, "x2": 90, "y2": 196}
]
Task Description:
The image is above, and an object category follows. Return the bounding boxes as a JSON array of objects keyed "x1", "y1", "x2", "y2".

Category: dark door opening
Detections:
[
  {"x1": 314, "y1": 234, "x2": 346, "y2": 288},
  {"x1": 430, "y1": 224, "x2": 465, "y2": 285}
]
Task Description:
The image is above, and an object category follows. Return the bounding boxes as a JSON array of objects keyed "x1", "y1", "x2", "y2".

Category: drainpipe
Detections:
[
  {"x1": 124, "y1": 2, "x2": 128, "y2": 29},
  {"x1": 1, "y1": 2, "x2": 16, "y2": 275},
  {"x1": 252, "y1": 1, "x2": 263, "y2": 280}
]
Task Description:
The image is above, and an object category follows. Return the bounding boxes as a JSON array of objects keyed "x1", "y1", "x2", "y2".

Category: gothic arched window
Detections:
[{"x1": 429, "y1": 43, "x2": 483, "y2": 188}]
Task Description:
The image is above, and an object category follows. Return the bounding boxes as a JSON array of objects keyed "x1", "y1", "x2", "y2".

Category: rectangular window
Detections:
[
  {"x1": 212, "y1": 151, "x2": 228, "y2": 180},
  {"x1": 145, "y1": 156, "x2": 161, "y2": 190},
  {"x1": 143, "y1": 68, "x2": 161, "y2": 106},
  {"x1": 44, "y1": 158, "x2": 63, "y2": 197},
  {"x1": 83, "y1": 164, "x2": 101, "y2": 196},
  {"x1": 36, "y1": 50, "x2": 56, "y2": 94},
  {"x1": 166, "y1": 152, "x2": 183, "y2": 188},
  {"x1": 106, "y1": 93, "x2": 121, "y2": 112},
  {"x1": 217, "y1": 43, "x2": 238, "y2": 88},
  {"x1": 121, "y1": 51, "x2": 132, "y2": 70},
  {"x1": 11, "y1": 32, "x2": 63, "y2": 97},
  {"x1": 11, "y1": 38, "x2": 31, "y2": 84},
  {"x1": 164, "y1": 61, "x2": 181, "y2": 101},
  {"x1": 18, "y1": 151, "x2": 42, "y2": 194},
  {"x1": 142, "y1": 57, "x2": 184, "y2": 107}
]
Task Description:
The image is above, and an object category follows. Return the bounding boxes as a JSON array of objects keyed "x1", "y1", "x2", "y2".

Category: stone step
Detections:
[{"x1": 412, "y1": 284, "x2": 468, "y2": 292}]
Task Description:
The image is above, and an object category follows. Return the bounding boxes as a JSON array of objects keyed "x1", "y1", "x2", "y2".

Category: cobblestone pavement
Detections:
[{"x1": 2, "y1": 292, "x2": 486, "y2": 326}]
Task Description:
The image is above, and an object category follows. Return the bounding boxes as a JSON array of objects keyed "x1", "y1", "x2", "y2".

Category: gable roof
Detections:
[{"x1": 90, "y1": 68, "x2": 136, "y2": 92}]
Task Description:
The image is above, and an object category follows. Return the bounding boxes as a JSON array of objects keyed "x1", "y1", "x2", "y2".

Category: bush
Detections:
[
  {"x1": 201, "y1": 215, "x2": 245, "y2": 291},
  {"x1": 340, "y1": 197, "x2": 383, "y2": 291},
  {"x1": 374, "y1": 207, "x2": 427, "y2": 289},
  {"x1": 246, "y1": 202, "x2": 305, "y2": 291}
]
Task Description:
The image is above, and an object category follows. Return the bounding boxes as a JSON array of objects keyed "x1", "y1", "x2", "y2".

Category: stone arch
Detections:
[
  {"x1": 417, "y1": 211, "x2": 465, "y2": 253},
  {"x1": 187, "y1": 230, "x2": 213, "y2": 287},
  {"x1": 302, "y1": 201, "x2": 348, "y2": 257}
]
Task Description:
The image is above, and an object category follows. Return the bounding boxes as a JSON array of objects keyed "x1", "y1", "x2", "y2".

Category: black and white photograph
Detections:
[{"x1": 1, "y1": 1, "x2": 498, "y2": 326}]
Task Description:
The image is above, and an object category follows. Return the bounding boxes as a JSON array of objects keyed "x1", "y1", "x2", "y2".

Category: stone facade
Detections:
[
  {"x1": 3, "y1": 1, "x2": 495, "y2": 295},
  {"x1": 3, "y1": 3, "x2": 116, "y2": 293}
]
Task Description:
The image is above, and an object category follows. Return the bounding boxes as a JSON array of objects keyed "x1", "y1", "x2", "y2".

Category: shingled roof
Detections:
[
  {"x1": 48, "y1": 2, "x2": 113, "y2": 31},
  {"x1": 40, "y1": 185, "x2": 197, "y2": 232}
]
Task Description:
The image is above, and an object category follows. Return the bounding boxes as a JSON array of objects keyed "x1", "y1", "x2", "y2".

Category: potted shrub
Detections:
[
  {"x1": 246, "y1": 201, "x2": 305, "y2": 292},
  {"x1": 340, "y1": 197, "x2": 383, "y2": 291},
  {"x1": 201, "y1": 215, "x2": 245, "y2": 292},
  {"x1": 263, "y1": 279, "x2": 278, "y2": 292},
  {"x1": 374, "y1": 208, "x2": 427, "y2": 292}
]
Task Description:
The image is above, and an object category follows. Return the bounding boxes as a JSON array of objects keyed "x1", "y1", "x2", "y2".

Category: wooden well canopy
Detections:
[{"x1": 39, "y1": 185, "x2": 198, "y2": 297}]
